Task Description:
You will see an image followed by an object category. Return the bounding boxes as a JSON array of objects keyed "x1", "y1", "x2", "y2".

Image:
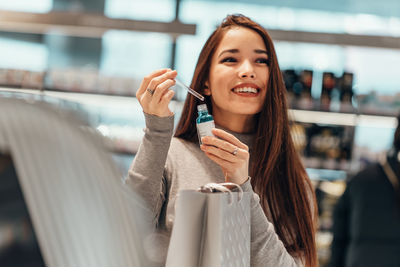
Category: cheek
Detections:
[
  {"x1": 210, "y1": 66, "x2": 231, "y2": 85},
  {"x1": 262, "y1": 69, "x2": 270, "y2": 85},
  {"x1": 261, "y1": 71, "x2": 270, "y2": 95},
  {"x1": 210, "y1": 78, "x2": 230, "y2": 96},
  {"x1": 211, "y1": 68, "x2": 227, "y2": 85}
]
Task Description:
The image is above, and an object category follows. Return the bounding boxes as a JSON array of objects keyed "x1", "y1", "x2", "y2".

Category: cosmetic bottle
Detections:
[{"x1": 196, "y1": 104, "x2": 215, "y2": 144}]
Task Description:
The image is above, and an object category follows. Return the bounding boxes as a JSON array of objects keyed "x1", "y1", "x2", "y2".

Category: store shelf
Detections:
[
  {"x1": 289, "y1": 109, "x2": 357, "y2": 126},
  {"x1": 289, "y1": 109, "x2": 397, "y2": 128},
  {"x1": 1, "y1": 10, "x2": 399, "y2": 50},
  {"x1": 0, "y1": 10, "x2": 196, "y2": 38},
  {"x1": 357, "y1": 114, "x2": 397, "y2": 128},
  {"x1": 306, "y1": 168, "x2": 347, "y2": 181},
  {"x1": 268, "y1": 29, "x2": 400, "y2": 50}
]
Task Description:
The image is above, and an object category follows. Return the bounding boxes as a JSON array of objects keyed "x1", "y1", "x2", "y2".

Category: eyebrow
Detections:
[{"x1": 218, "y1": 49, "x2": 268, "y2": 57}]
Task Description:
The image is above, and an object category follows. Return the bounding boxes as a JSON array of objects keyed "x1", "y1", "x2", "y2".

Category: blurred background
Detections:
[{"x1": 0, "y1": 0, "x2": 400, "y2": 265}]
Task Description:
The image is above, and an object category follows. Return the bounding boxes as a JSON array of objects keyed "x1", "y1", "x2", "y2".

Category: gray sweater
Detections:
[{"x1": 127, "y1": 113, "x2": 303, "y2": 266}]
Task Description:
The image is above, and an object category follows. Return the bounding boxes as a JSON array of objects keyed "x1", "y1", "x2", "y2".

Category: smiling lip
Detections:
[{"x1": 231, "y1": 83, "x2": 260, "y2": 97}]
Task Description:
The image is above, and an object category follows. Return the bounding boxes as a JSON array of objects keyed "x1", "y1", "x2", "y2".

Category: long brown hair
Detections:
[{"x1": 174, "y1": 14, "x2": 317, "y2": 266}]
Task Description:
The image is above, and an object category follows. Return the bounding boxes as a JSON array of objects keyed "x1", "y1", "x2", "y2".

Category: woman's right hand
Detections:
[{"x1": 136, "y1": 69, "x2": 177, "y2": 117}]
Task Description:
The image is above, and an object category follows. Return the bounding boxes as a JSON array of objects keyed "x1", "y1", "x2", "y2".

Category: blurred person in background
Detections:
[
  {"x1": 127, "y1": 14, "x2": 317, "y2": 266},
  {"x1": 329, "y1": 115, "x2": 400, "y2": 267},
  {"x1": 0, "y1": 153, "x2": 45, "y2": 267}
]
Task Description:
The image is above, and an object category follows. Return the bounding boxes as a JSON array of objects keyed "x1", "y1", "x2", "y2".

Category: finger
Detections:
[
  {"x1": 158, "y1": 90, "x2": 175, "y2": 117},
  {"x1": 136, "y1": 68, "x2": 169, "y2": 98},
  {"x1": 147, "y1": 70, "x2": 177, "y2": 95},
  {"x1": 151, "y1": 79, "x2": 176, "y2": 103},
  {"x1": 200, "y1": 144, "x2": 240, "y2": 163},
  {"x1": 139, "y1": 70, "x2": 175, "y2": 108},
  {"x1": 140, "y1": 86, "x2": 154, "y2": 105},
  {"x1": 201, "y1": 135, "x2": 238, "y2": 154},
  {"x1": 160, "y1": 90, "x2": 175, "y2": 106},
  {"x1": 204, "y1": 151, "x2": 232, "y2": 169},
  {"x1": 211, "y1": 128, "x2": 249, "y2": 151},
  {"x1": 148, "y1": 80, "x2": 175, "y2": 113}
]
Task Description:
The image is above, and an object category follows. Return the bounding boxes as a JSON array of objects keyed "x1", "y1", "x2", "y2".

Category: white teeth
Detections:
[{"x1": 233, "y1": 87, "x2": 258, "y2": 93}]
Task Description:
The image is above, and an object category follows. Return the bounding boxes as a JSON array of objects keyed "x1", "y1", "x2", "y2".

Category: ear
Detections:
[{"x1": 204, "y1": 81, "x2": 211, "y2": 96}]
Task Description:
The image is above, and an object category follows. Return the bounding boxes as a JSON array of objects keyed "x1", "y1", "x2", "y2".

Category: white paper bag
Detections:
[{"x1": 166, "y1": 183, "x2": 251, "y2": 267}]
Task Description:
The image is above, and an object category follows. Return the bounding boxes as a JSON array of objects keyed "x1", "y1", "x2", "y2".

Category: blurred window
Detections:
[
  {"x1": 105, "y1": 0, "x2": 176, "y2": 22},
  {"x1": 0, "y1": 38, "x2": 48, "y2": 71},
  {"x1": 0, "y1": 0, "x2": 52, "y2": 13},
  {"x1": 100, "y1": 30, "x2": 172, "y2": 79}
]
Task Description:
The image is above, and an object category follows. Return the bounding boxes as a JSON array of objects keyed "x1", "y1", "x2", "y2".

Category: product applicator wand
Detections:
[{"x1": 174, "y1": 79, "x2": 205, "y2": 101}]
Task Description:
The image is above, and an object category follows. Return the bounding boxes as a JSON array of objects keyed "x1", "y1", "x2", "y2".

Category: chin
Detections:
[
  {"x1": 233, "y1": 109, "x2": 262, "y2": 116},
  {"x1": 232, "y1": 105, "x2": 263, "y2": 114}
]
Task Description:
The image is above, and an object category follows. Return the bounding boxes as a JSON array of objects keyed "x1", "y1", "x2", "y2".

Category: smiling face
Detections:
[{"x1": 205, "y1": 26, "x2": 269, "y2": 128}]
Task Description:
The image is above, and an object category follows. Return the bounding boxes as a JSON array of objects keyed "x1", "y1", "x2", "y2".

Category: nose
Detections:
[{"x1": 238, "y1": 60, "x2": 256, "y2": 79}]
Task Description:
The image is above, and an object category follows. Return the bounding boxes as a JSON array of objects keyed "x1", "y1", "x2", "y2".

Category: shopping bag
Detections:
[{"x1": 166, "y1": 182, "x2": 251, "y2": 267}]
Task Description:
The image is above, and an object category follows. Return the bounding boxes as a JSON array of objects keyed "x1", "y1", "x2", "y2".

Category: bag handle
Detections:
[{"x1": 197, "y1": 182, "x2": 243, "y2": 204}]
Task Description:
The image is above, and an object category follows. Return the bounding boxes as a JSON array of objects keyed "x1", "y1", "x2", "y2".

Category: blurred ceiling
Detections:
[{"x1": 201, "y1": 0, "x2": 400, "y2": 18}]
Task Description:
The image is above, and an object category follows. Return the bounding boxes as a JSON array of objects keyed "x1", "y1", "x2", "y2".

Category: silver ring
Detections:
[
  {"x1": 146, "y1": 88, "x2": 155, "y2": 96},
  {"x1": 232, "y1": 147, "x2": 238, "y2": 156}
]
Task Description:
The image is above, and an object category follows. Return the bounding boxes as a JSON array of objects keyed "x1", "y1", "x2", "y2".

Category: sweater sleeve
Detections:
[
  {"x1": 125, "y1": 113, "x2": 174, "y2": 226},
  {"x1": 240, "y1": 179, "x2": 302, "y2": 267}
]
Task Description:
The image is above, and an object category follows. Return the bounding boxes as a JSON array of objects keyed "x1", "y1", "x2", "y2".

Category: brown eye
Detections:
[
  {"x1": 220, "y1": 57, "x2": 237, "y2": 63},
  {"x1": 256, "y1": 58, "x2": 270, "y2": 65}
]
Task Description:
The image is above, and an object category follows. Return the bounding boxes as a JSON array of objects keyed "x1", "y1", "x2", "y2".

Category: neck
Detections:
[{"x1": 213, "y1": 112, "x2": 256, "y2": 133}]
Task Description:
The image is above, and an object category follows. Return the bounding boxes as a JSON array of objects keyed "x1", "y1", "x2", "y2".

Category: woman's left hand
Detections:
[{"x1": 200, "y1": 128, "x2": 249, "y2": 185}]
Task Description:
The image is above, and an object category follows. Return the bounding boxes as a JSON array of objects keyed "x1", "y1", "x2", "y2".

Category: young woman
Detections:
[{"x1": 128, "y1": 14, "x2": 317, "y2": 266}]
